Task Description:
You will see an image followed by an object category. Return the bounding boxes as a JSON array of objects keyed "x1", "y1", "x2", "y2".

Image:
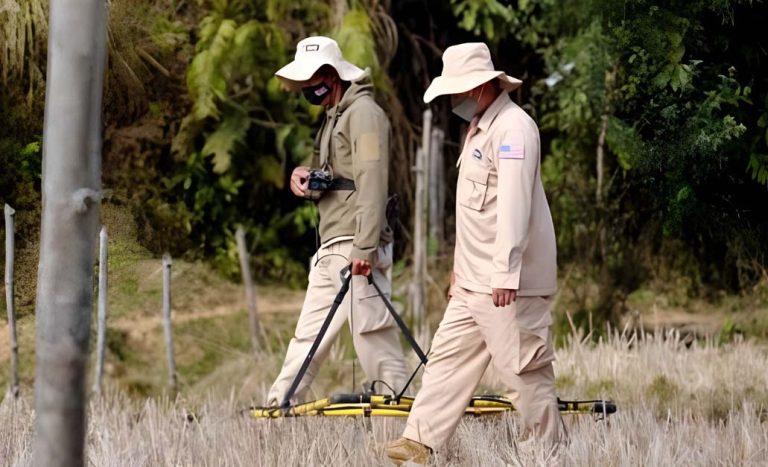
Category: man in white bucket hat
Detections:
[
  {"x1": 265, "y1": 36, "x2": 410, "y2": 406},
  {"x1": 385, "y1": 43, "x2": 563, "y2": 465}
]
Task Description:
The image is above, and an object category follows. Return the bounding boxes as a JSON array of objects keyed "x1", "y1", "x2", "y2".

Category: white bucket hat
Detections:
[
  {"x1": 423, "y1": 43, "x2": 522, "y2": 103},
  {"x1": 275, "y1": 36, "x2": 365, "y2": 90}
]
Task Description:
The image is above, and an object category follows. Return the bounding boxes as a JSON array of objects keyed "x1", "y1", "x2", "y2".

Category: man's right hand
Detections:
[
  {"x1": 290, "y1": 166, "x2": 311, "y2": 198},
  {"x1": 447, "y1": 271, "x2": 456, "y2": 299}
]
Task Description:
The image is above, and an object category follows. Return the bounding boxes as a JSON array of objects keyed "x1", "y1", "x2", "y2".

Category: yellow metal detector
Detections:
[
  {"x1": 251, "y1": 393, "x2": 617, "y2": 419},
  {"x1": 250, "y1": 266, "x2": 616, "y2": 420}
]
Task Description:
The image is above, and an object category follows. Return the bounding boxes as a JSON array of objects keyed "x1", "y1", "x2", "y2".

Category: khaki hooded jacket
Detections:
[{"x1": 310, "y1": 71, "x2": 393, "y2": 263}]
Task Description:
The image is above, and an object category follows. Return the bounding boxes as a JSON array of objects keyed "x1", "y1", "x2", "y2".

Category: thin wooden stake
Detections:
[
  {"x1": 235, "y1": 226, "x2": 262, "y2": 354},
  {"x1": 4, "y1": 204, "x2": 19, "y2": 398},
  {"x1": 162, "y1": 253, "x2": 177, "y2": 393},
  {"x1": 92, "y1": 226, "x2": 108, "y2": 395}
]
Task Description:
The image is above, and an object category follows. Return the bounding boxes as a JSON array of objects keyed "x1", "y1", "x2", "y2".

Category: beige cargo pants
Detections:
[
  {"x1": 403, "y1": 286, "x2": 563, "y2": 452},
  {"x1": 266, "y1": 239, "x2": 410, "y2": 405}
]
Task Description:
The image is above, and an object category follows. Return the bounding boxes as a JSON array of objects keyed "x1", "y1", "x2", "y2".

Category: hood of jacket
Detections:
[{"x1": 334, "y1": 69, "x2": 375, "y2": 114}]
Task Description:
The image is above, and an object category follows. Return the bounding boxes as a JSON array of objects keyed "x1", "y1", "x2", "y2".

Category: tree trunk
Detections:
[
  {"x1": 596, "y1": 66, "x2": 616, "y2": 207},
  {"x1": 4, "y1": 204, "x2": 19, "y2": 398},
  {"x1": 332, "y1": 0, "x2": 347, "y2": 29},
  {"x1": 596, "y1": 112, "x2": 608, "y2": 206},
  {"x1": 235, "y1": 226, "x2": 262, "y2": 355},
  {"x1": 93, "y1": 226, "x2": 108, "y2": 395},
  {"x1": 33, "y1": 1, "x2": 108, "y2": 465}
]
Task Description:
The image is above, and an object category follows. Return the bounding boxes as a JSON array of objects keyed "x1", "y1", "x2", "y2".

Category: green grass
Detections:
[
  {"x1": 585, "y1": 378, "x2": 616, "y2": 399},
  {"x1": 175, "y1": 313, "x2": 253, "y2": 382}
]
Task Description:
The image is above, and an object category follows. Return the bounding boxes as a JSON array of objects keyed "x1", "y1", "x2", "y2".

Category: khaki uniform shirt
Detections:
[
  {"x1": 453, "y1": 92, "x2": 557, "y2": 296},
  {"x1": 311, "y1": 73, "x2": 392, "y2": 263}
]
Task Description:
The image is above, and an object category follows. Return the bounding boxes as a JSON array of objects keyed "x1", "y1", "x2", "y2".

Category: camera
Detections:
[
  {"x1": 307, "y1": 169, "x2": 333, "y2": 192},
  {"x1": 305, "y1": 169, "x2": 333, "y2": 200}
]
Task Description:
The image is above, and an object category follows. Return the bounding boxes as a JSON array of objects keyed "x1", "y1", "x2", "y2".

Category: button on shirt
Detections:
[{"x1": 453, "y1": 92, "x2": 558, "y2": 297}]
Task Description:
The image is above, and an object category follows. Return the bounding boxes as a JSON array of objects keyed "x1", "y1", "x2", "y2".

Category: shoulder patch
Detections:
[
  {"x1": 472, "y1": 148, "x2": 483, "y2": 161},
  {"x1": 356, "y1": 132, "x2": 380, "y2": 161},
  {"x1": 498, "y1": 134, "x2": 524, "y2": 159}
]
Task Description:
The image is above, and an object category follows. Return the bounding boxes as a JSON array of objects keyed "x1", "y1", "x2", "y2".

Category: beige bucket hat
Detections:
[
  {"x1": 275, "y1": 36, "x2": 365, "y2": 90},
  {"x1": 423, "y1": 42, "x2": 522, "y2": 103}
]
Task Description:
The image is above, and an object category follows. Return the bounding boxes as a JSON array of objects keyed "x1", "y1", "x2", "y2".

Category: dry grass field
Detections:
[
  {"x1": 2, "y1": 328, "x2": 767, "y2": 466},
  {"x1": 2, "y1": 207, "x2": 766, "y2": 465}
]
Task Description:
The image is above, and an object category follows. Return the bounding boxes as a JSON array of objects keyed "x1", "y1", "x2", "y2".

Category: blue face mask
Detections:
[{"x1": 451, "y1": 95, "x2": 478, "y2": 122}]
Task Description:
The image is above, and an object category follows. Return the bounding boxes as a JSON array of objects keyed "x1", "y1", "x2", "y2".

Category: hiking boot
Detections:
[{"x1": 385, "y1": 437, "x2": 431, "y2": 465}]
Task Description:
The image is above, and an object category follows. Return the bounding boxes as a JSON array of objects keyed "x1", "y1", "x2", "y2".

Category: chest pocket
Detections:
[
  {"x1": 458, "y1": 164, "x2": 490, "y2": 211},
  {"x1": 330, "y1": 122, "x2": 353, "y2": 174}
]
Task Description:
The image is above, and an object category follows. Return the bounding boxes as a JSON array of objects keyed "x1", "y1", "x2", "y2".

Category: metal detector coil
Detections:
[{"x1": 258, "y1": 266, "x2": 617, "y2": 419}]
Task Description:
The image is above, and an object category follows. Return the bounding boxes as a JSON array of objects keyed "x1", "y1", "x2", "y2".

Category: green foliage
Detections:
[
  {"x1": 448, "y1": 0, "x2": 768, "y2": 323},
  {"x1": 451, "y1": 0, "x2": 514, "y2": 41},
  {"x1": 18, "y1": 141, "x2": 42, "y2": 181},
  {"x1": 717, "y1": 316, "x2": 743, "y2": 344},
  {"x1": 646, "y1": 375, "x2": 680, "y2": 415},
  {"x1": 161, "y1": 0, "x2": 400, "y2": 282},
  {"x1": 585, "y1": 378, "x2": 616, "y2": 398},
  {"x1": 167, "y1": 0, "x2": 368, "y2": 282}
]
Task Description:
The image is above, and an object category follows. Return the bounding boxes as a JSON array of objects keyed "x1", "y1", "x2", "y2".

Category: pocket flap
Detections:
[{"x1": 464, "y1": 165, "x2": 490, "y2": 185}]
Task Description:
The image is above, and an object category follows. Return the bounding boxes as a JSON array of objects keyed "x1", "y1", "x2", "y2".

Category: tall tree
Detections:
[{"x1": 33, "y1": 0, "x2": 108, "y2": 465}]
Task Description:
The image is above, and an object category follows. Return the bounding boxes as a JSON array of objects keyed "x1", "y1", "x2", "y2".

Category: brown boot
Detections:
[{"x1": 385, "y1": 437, "x2": 431, "y2": 465}]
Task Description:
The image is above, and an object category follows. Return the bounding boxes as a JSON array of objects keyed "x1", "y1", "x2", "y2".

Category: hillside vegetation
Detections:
[{"x1": 2, "y1": 0, "x2": 767, "y2": 330}]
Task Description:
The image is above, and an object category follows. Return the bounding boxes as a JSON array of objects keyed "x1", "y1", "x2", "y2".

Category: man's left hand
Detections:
[
  {"x1": 492, "y1": 288, "x2": 517, "y2": 307},
  {"x1": 351, "y1": 258, "x2": 372, "y2": 276}
]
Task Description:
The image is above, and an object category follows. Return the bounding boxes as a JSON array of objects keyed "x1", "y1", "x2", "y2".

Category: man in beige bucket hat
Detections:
[
  {"x1": 265, "y1": 36, "x2": 410, "y2": 406},
  {"x1": 385, "y1": 43, "x2": 563, "y2": 465}
]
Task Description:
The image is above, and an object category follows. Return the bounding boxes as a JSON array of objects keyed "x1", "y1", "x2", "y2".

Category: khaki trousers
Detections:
[
  {"x1": 403, "y1": 287, "x2": 563, "y2": 451},
  {"x1": 266, "y1": 240, "x2": 410, "y2": 405}
]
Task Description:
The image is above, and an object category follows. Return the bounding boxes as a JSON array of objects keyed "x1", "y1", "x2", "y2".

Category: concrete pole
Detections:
[
  {"x1": 33, "y1": 0, "x2": 108, "y2": 465},
  {"x1": 92, "y1": 226, "x2": 108, "y2": 395},
  {"x1": 162, "y1": 253, "x2": 177, "y2": 393},
  {"x1": 4, "y1": 204, "x2": 19, "y2": 398}
]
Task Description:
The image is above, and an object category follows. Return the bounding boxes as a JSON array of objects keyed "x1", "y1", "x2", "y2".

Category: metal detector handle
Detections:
[
  {"x1": 367, "y1": 275, "x2": 429, "y2": 365},
  {"x1": 281, "y1": 267, "x2": 353, "y2": 410}
]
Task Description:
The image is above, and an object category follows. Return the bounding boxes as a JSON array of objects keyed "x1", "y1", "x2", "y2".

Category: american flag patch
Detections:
[{"x1": 499, "y1": 142, "x2": 524, "y2": 159}]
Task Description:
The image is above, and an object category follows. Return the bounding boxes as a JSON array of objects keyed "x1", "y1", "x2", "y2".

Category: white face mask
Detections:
[
  {"x1": 451, "y1": 95, "x2": 478, "y2": 122},
  {"x1": 450, "y1": 85, "x2": 485, "y2": 122}
]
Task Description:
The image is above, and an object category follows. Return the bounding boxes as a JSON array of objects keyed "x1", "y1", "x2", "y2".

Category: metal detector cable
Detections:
[
  {"x1": 350, "y1": 274, "x2": 355, "y2": 394},
  {"x1": 309, "y1": 201, "x2": 358, "y2": 396}
]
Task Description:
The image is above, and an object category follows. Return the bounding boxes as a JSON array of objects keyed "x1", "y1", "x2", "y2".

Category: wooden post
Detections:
[
  {"x1": 235, "y1": 226, "x2": 262, "y2": 354},
  {"x1": 412, "y1": 109, "x2": 432, "y2": 328},
  {"x1": 421, "y1": 109, "x2": 433, "y2": 245},
  {"x1": 428, "y1": 128, "x2": 445, "y2": 248},
  {"x1": 410, "y1": 109, "x2": 432, "y2": 328},
  {"x1": 92, "y1": 226, "x2": 108, "y2": 395},
  {"x1": 162, "y1": 253, "x2": 177, "y2": 393},
  {"x1": 33, "y1": 0, "x2": 108, "y2": 465},
  {"x1": 410, "y1": 109, "x2": 431, "y2": 333},
  {"x1": 410, "y1": 147, "x2": 426, "y2": 330},
  {"x1": 4, "y1": 204, "x2": 19, "y2": 398}
]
